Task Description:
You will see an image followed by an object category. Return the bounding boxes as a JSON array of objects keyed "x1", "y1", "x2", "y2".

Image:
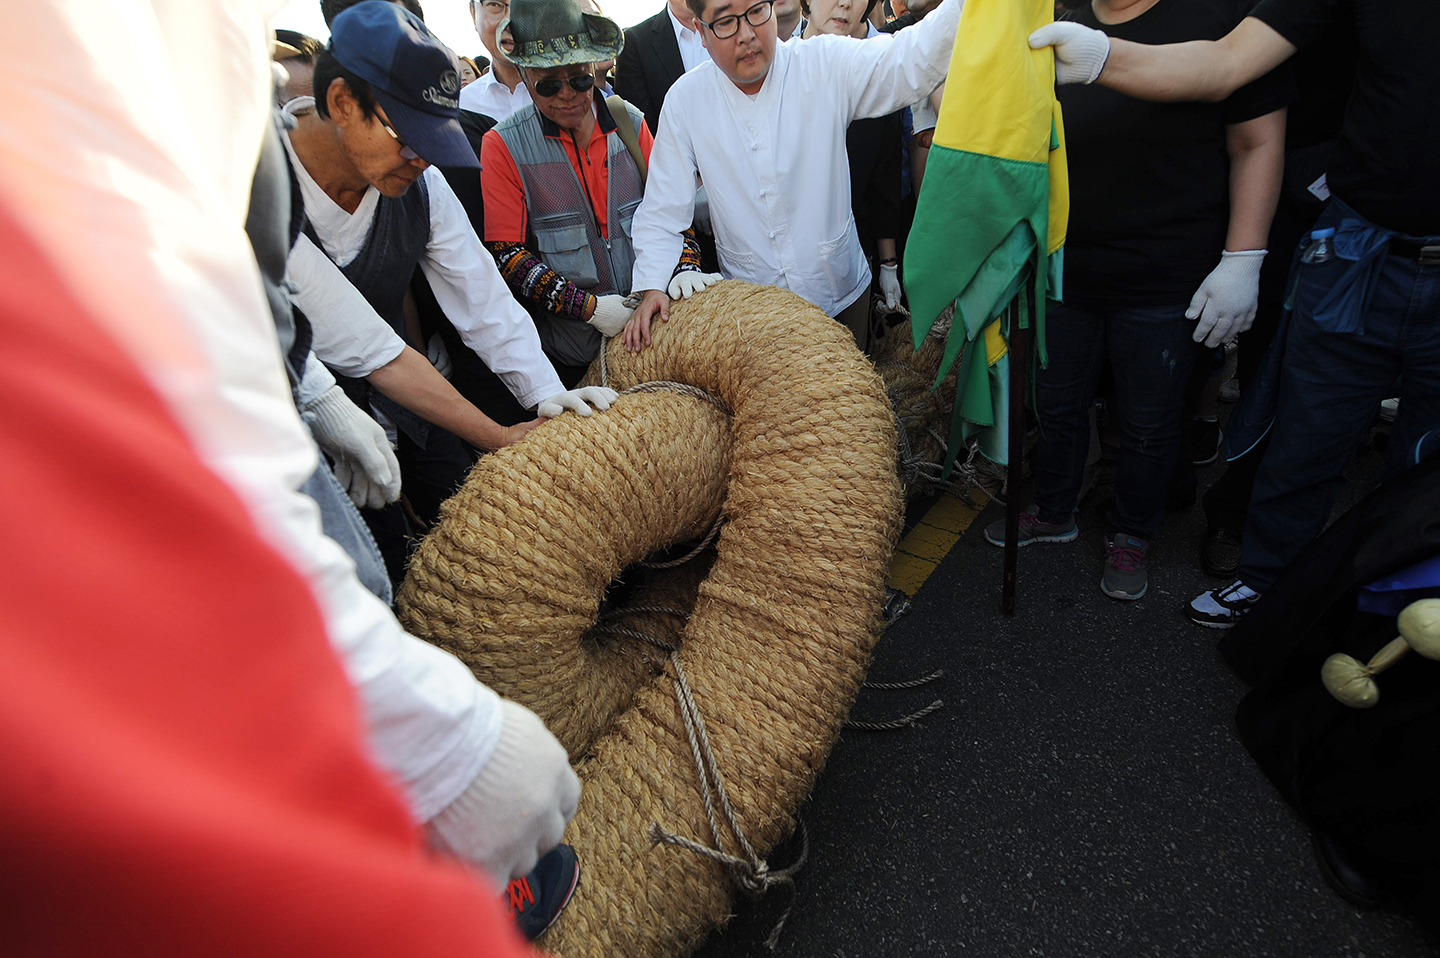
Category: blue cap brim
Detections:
[{"x1": 371, "y1": 87, "x2": 479, "y2": 168}]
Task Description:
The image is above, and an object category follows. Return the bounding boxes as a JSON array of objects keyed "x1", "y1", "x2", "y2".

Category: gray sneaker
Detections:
[
  {"x1": 983, "y1": 504, "x2": 1078, "y2": 547},
  {"x1": 1101, "y1": 533, "x2": 1149, "y2": 600}
]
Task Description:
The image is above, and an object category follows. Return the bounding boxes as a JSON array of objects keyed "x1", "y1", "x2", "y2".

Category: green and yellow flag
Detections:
[{"x1": 902, "y1": 0, "x2": 1067, "y2": 468}]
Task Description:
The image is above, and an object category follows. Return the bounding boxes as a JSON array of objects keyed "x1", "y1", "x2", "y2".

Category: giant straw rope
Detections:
[
  {"x1": 398, "y1": 281, "x2": 903, "y2": 957},
  {"x1": 870, "y1": 307, "x2": 962, "y2": 500}
]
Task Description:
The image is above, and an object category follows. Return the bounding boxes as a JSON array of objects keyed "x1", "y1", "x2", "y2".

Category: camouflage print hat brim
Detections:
[{"x1": 498, "y1": 10, "x2": 624, "y2": 68}]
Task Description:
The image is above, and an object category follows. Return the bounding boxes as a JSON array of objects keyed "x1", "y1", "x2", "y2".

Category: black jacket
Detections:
[{"x1": 615, "y1": 7, "x2": 686, "y2": 136}]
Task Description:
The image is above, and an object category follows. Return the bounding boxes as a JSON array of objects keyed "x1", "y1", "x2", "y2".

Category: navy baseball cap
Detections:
[{"x1": 329, "y1": 1, "x2": 478, "y2": 168}]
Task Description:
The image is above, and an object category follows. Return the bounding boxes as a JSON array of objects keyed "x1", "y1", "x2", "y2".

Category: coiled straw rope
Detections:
[
  {"x1": 398, "y1": 281, "x2": 902, "y2": 958},
  {"x1": 871, "y1": 305, "x2": 1006, "y2": 503}
]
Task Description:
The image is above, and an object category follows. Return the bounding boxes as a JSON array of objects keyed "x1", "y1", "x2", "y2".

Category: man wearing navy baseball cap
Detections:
[
  {"x1": 322, "y1": 0, "x2": 478, "y2": 169},
  {"x1": 281, "y1": 0, "x2": 616, "y2": 560}
]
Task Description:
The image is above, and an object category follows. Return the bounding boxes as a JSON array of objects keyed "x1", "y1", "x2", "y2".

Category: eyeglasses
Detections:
[
  {"x1": 478, "y1": 0, "x2": 508, "y2": 15},
  {"x1": 531, "y1": 72, "x2": 596, "y2": 98},
  {"x1": 700, "y1": 0, "x2": 774, "y2": 39},
  {"x1": 377, "y1": 115, "x2": 420, "y2": 160}
]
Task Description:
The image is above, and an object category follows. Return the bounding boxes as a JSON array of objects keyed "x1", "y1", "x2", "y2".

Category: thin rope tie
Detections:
[
  {"x1": 641, "y1": 514, "x2": 725, "y2": 569},
  {"x1": 843, "y1": 699, "x2": 944, "y2": 731},
  {"x1": 864, "y1": 668, "x2": 945, "y2": 690},
  {"x1": 597, "y1": 596, "x2": 806, "y2": 950}
]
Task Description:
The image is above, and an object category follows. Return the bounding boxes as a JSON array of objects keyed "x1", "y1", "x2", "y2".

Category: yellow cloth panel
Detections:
[
  {"x1": 983, "y1": 316, "x2": 1007, "y2": 367},
  {"x1": 932, "y1": 0, "x2": 1057, "y2": 164},
  {"x1": 1048, "y1": 100, "x2": 1068, "y2": 255}
]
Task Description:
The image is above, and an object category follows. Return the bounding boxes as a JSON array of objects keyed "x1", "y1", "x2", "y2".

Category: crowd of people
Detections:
[{"x1": 2, "y1": 0, "x2": 1436, "y2": 949}]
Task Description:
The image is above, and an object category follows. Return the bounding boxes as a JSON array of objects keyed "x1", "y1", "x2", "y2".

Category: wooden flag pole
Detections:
[{"x1": 1001, "y1": 288, "x2": 1027, "y2": 616}]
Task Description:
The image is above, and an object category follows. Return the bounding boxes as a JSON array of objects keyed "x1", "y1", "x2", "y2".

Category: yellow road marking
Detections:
[{"x1": 886, "y1": 491, "x2": 985, "y2": 596}]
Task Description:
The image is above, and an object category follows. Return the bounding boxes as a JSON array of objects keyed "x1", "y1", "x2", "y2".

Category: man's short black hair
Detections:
[
  {"x1": 321, "y1": 0, "x2": 425, "y2": 27},
  {"x1": 310, "y1": 47, "x2": 381, "y2": 120},
  {"x1": 275, "y1": 29, "x2": 325, "y2": 64},
  {"x1": 684, "y1": 0, "x2": 707, "y2": 23}
]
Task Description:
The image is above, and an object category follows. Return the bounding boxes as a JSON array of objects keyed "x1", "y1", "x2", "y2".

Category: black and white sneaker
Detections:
[{"x1": 1187, "y1": 579, "x2": 1261, "y2": 628}]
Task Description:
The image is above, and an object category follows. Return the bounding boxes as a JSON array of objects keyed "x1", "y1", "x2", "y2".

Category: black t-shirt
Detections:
[
  {"x1": 1253, "y1": 0, "x2": 1440, "y2": 236},
  {"x1": 1059, "y1": 0, "x2": 1295, "y2": 307}
]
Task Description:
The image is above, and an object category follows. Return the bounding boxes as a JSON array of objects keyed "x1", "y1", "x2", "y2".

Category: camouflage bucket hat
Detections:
[{"x1": 499, "y1": 0, "x2": 624, "y2": 68}]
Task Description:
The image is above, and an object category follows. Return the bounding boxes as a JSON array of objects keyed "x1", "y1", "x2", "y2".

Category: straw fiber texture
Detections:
[
  {"x1": 399, "y1": 390, "x2": 731, "y2": 755},
  {"x1": 870, "y1": 308, "x2": 959, "y2": 499},
  {"x1": 399, "y1": 280, "x2": 902, "y2": 958}
]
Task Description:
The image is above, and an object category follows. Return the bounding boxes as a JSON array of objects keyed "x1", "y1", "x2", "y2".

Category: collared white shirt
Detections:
[
  {"x1": 458, "y1": 64, "x2": 533, "y2": 121},
  {"x1": 631, "y1": 0, "x2": 961, "y2": 317},
  {"x1": 281, "y1": 98, "x2": 563, "y2": 409},
  {"x1": 667, "y1": 5, "x2": 711, "y2": 73}
]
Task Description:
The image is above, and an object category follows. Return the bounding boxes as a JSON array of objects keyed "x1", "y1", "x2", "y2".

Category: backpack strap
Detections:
[{"x1": 604, "y1": 94, "x2": 647, "y2": 187}]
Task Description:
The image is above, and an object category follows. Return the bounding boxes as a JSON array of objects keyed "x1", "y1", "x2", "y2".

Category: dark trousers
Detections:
[
  {"x1": 1239, "y1": 238, "x2": 1440, "y2": 591},
  {"x1": 1034, "y1": 300, "x2": 1202, "y2": 540}
]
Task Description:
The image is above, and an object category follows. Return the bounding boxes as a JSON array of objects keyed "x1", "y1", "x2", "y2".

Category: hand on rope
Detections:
[
  {"x1": 622, "y1": 288, "x2": 672, "y2": 353},
  {"x1": 1028, "y1": 22, "x2": 1111, "y2": 85},
  {"x1": 302, "y1": 384, "x2": 402, "y2": 509},
  {"x1": 498, "y1": 418, "x2": 545, "y2": 448},
  {"x1": 1187, "y1": 249, "x2": 1266, "y2": 348},
  {"x1": 587, "y1": 293, "x2": 634, "y2": 337},
  {"x1": 426, "y1": 333, "x2": 452, "y2": 378},
  {"x1": 427, "y1": 699, "x2": 581, "y2": 884},
  {"x1": 668, "y1": 270, "x2": 723, "y2": 300},
  {"x1": 537, "y1": 385, "x2": 618, "y2": 419}
]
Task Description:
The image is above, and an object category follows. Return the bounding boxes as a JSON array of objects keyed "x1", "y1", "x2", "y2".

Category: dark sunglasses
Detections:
[{"x1": 532, "y1": 73, "x2": 596, "y2": 98}]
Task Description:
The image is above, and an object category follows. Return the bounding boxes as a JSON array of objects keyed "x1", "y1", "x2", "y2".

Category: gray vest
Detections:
[{"x1": 495, "y1": 101, "x2": 645, "y2": 366}]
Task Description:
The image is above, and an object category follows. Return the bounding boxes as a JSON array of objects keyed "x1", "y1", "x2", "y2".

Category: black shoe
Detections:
[
  {"x1": 505, "y1": 844, "x2": 580, "y2": 941},
  {"x1": 1191, "y1": 417, "x2": 1223, "y2": 466},
  {"x1": 1310, "y1": 829, "x2": 1390, "y2": 908},
  {"x1": 1200, "y1": 522, "x2": 1243, "y2": 578}
]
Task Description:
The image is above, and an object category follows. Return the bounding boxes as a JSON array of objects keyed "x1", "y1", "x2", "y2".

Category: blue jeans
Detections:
[
  {"x1": 301, "y1": 462, "x2": 393, "y2": 606},
  {"x1": 1240, "y1": 210, "x2": 1440, "y2": 591},
  {"x1": 1034, "y1": 300, "x2": 1202, "y2": 540}
]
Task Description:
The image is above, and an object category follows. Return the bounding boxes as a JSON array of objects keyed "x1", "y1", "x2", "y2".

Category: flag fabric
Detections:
[{"x1": 903, "y1": 0, "x2": 1067, "y2": 468}]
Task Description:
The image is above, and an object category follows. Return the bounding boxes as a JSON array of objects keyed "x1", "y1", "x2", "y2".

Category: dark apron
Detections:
[{"x1": 304, "y1": 176, "x2": 434, "y2": 447}]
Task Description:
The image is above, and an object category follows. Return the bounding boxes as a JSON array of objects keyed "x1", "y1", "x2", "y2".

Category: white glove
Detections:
[
  {"x1": 302, "y1": 385, "x2": 402, "y2": 510},
  {"x1": 668, "y1": 271, "x2": 723, "y2": 300},
  {"x1": 878, "y1": 263, "x2": 902, "y2": 310},
  {"x1": 1028, "y1": 22, "x2": 1111, "y2": 85},
  {"x1": 588, "y1": 293, "x2": 633, "y2": 337},
  {"x1": 537, "y1": 385, "x2": 619, "y2": 418},
  {"x1": 426, "y1": 333, "x2": 452, "y2": 379},
  {"x1": 427, "y1": 700, "x2": 581, "y2": 884},
  {"x1": 1187, "y1": 250, "x2": 1266, "y2": 348}
]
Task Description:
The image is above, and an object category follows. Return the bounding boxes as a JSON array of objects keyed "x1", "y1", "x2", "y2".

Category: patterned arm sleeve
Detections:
[
  {"x1": 486, "y1": 241, "x2": 596, "y2": 322},
  {"x1": 673, "y1": 227, "x2": 703, "y2": 276}
]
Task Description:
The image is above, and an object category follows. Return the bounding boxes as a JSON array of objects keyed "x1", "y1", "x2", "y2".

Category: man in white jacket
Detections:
[
  {"x1": 0, "y1": 0, "x2": 577, "y2": 893},
  {"x1": 622, "y1": 0, "x2": 961, "y2": 350}
]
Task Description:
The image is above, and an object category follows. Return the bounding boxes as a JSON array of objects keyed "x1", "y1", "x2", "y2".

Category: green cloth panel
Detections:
[
  {"x1": 905, "y1": 144, "x2": 1050, "y2": 360},
  {"x1": 906, "y1": 144, "x2": 1064, "y2": 474}
]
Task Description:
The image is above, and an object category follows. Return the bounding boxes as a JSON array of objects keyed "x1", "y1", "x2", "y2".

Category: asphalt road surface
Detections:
[{"x1": 693, "y1": 430, "x2": 1437, "y2": 958}]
